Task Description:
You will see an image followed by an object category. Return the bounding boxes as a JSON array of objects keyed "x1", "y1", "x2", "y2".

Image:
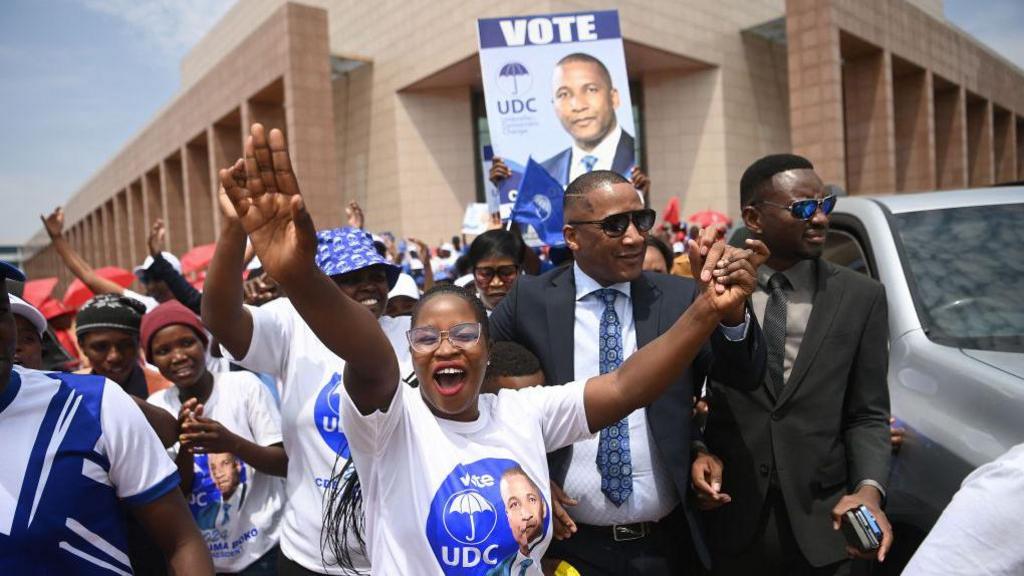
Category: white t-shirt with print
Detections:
[
  {"x1": 148, "y1": 370, "x2": 285, "y2": 573},
  {"x1": 340, "y1": 376, "x2": 592, "y2": 576},
  {"x1": 224, "y1": 297, "x2": 412, "y2": 574}
]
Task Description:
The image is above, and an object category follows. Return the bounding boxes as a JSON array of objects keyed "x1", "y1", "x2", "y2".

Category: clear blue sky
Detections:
[{"x1": 1, "y1": 0, "x2": 1021, "y2": 245}]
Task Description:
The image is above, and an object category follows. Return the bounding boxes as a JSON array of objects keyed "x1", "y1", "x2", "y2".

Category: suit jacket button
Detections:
[
  {"x1": 771, "y1": 412, "x2": 782, "y2": 421},
  {"x1": 759, "y1": 464, "x2": 769, "y2": 477}
]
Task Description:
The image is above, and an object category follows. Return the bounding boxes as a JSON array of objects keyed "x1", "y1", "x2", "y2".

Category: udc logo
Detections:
[
  {"x1": 313, "y1": 372, "x2": 350, "y2": 457},
  {"x1": 443, "y1": 489, "x2": 498, "y2": 545},
  {"x1": 496, "y1": 62, "x2": 532, "y2": 96},
  {"x1": 531, "y1": 195, "x2": 552, "y2": 222},
  {"x1": 426, "y1": 458, "x2": 540, "y2": 575}
]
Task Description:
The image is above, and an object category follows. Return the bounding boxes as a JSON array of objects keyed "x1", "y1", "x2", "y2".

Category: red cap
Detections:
[{"x1": 139, "y1": 300, "x2": 209, "y2": 360}]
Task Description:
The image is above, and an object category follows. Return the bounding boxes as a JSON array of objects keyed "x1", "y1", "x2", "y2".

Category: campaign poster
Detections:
[{"x1": 477, "y1": 10, "x2": 636, "y2": 218}]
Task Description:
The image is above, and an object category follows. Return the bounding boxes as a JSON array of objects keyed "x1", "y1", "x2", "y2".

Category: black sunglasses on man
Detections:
[{"x1": 567, "y1": 208, "x2": 657, "y2": 238}]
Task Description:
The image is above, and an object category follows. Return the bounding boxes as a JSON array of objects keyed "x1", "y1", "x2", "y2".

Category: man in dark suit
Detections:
[
  {"x1": 703, "y1": 154, "x2": 893, "y2": 575},
  {"x1": 540, "y1": 53, "x2": 635, "y2": 186},
  {"x1": 490, "y1": 170, "x2": 766, "y2": 575}
]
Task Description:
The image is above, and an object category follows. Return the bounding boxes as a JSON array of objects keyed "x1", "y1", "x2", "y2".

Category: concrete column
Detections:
[
  {"x1": 210, "y1": 116, "x2": 245, "y2": 236},
  {"x1": 127, "y1": 180, "x2": 145, "y2": 267},
  {"x1": 934, "y1": 85, "x2": 968, "y2": 189},
  {"x1": 785, "y1": 0, "x2": 846, "y2": 188},
  {"x1": 143, "y1": 169, "x2": 162, "y2": 232},
  {"x1": 161, "y1": 156, "x2": 188, "y2": 256},
  {"x1": 843, "y1": 49, "x2": 896, "y2": 195},
  {"x1": 644, "y1": 68, "x2": 729, "y2": 219},
  {"x1": 185, "y1": 139, "x2": 214, "y2": 246},
  {"x1": 98, "y1": 202, "x2": 113, "y2": 266},
  {"x1": 992, "y1": 107, "x2": 1016, "y2": 183},
  {"x1": 283, "y1": 4, "x2": 339, "y2": 228},
  {"x1": 178, "y1": 146, "x2": 196, "y2": 250},
  {"x1": 83, "y1": 213, "x2": 96, "y2": 267},
  {"x1": 113, "y1": 191, "x2": 129, "y2": 268},
  {"x1": 893, "y1": 67, "x2": 936, "y2": 192},
  {"x1": 966, "y1": 97, "x2": 994, "y2": 187}
]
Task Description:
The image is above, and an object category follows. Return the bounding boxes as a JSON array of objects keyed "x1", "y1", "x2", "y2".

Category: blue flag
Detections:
[{"x1": 512, "y1": 158, "x2": 565, "y2": 246}]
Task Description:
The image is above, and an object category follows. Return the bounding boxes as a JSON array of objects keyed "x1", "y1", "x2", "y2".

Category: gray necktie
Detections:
[{"x1": 763, "y1": 273, "x2": 790, "y2": 397}]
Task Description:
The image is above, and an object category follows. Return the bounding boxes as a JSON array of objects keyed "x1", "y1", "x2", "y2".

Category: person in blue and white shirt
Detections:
[
  {"x1": 0, "y1": 260, "x2": 213, "y2": 575},
  {"x1": 203, "y1": 172, "x2": 412, "y2": 576}
]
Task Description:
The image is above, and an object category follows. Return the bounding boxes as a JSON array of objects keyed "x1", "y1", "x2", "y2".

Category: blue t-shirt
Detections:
[{"x1": 0, "y1": 366, "x2": 179, "y2": 574}]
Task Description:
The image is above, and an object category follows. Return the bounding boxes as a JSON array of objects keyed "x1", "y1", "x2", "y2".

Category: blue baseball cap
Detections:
[
  {"x1": 315, "y1": 227, "x2": 400, "y2": 289},
  {"x1": 1, "y1": 260, "x2": 25, "y2": 282}
]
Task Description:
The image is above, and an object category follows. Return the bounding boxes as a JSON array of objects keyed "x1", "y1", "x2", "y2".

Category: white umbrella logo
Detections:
[{"x1": 444, "y1": 489, "x2": 497, "y2": 544}]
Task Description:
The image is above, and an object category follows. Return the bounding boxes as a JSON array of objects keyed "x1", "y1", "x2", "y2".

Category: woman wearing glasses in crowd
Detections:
[
  {"x1": 466, "y1": 230, "x2": 525, "y2": 313},
  {"x1": 221, "y1": 124, "x2": 765, "y2": 575}
]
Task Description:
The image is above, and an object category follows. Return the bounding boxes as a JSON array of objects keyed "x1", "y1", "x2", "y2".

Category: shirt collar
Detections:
[
  {"x1": 758, "y1": 258, "x2": 818, "y2": 293},
  {"x1": 573, "y1": 262, "x2": 631, "y2": 302},
  {"x1": 571, "y1": 124, "x2": 622, "y2": 171}
]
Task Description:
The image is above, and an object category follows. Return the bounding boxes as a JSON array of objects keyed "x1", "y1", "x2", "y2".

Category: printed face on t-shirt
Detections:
[
  {"x1": 411, "y1": 294, "x2": 489, "y2": 422},
  {"x1": 500, "y1": 469, "x2": 546, "y2": 554},
  {"x1": 209, "y1": 452, "x2": 242, "y2": 500}
]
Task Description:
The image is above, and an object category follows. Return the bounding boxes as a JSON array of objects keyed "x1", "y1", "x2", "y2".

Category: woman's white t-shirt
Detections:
[
  {"x1": 340, "y1": 376, "x2": 593, "y2": 575},
  {"x1": 147, "y1": 371, "x2": 285, "y2": 572},
  {"x1": 225, "y1": 297, "x2": 412, "y2": 574}
]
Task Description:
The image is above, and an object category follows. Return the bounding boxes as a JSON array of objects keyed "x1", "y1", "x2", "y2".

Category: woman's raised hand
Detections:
[{"x1": 219, "y1": 123, "x2": 317, "y2": 284}]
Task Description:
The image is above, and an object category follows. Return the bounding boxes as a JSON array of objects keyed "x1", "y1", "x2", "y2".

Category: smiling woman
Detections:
[{"x1": 141, "y1": 300, "x2": 288, "y2": 573}]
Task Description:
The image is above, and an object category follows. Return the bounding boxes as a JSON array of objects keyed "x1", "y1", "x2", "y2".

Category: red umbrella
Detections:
[
  {"x1": 62, "y1": 266, "x2": 136, "y2": 311},
  {"x1": 39, "y1": 297, "x2": 74, "y2": 320},
  {"x1": 687, "y1": 210, "x2": 732, "y2": 229},
  {"x1": 22, "y1": 277, "x2": 59, "y2": 308},
  {"x1": 180, "y1": 243, "x2": 217, "y2": 275}
]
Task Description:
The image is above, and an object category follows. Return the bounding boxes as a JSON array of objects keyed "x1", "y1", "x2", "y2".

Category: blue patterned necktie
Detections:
[
  {"x1": 581, "y1": 155, "x2": 598, "y2": 173},
  {"x1": 594, "y1": 288, "x2": 632, "y2": 506},
  {"x1": 517, "y1": 557, "x2": 533, "y2": 576}
]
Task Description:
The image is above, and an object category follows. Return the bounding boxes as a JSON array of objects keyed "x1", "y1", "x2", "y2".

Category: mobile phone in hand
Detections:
[{"x1": 841, "y1": 505, "x2": 883, "y2": 552}]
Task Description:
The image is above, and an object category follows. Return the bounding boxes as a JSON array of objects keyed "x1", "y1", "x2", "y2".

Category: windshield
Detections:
[{"x1": 895, "y1": 202, "x2": 1024, "y2": 353}]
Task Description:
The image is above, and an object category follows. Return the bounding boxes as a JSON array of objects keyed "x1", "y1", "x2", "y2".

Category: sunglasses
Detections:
[
  {"x1": 756, "y1": 194, "x2": 837, "y2": 220},
  {"x1": 407, "y1": 322, "x2": 482, "y2": 353},
  {"x1": 567, "y1": 208, "x2": 657, "y2": 238},
  {"x1": 473, "y1": 265, "x2": 519, "y2": 283}
]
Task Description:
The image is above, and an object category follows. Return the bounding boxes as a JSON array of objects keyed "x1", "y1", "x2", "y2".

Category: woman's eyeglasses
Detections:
[
  {"x1": 567, "y1": 208, "x2": 657, "y2": 238},
  {"x1": 755, "y1": 194, "x2": 837, "y2": 221},
  {"x1": 406, "y1": 322, "x2": 482, "y2": 353},
  {"x1": 473, "y1": 265, "x2": 519, "y2": 283}
]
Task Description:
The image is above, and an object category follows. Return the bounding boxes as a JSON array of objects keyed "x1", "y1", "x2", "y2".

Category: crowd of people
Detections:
[{"x1": 4, "y1": 119, "x2": 997, "y2": 576}]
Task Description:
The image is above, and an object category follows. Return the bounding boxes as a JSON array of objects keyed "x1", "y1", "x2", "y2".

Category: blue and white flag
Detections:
[{"x1": 512, "y1": 158, "x2": 565, "y2": 246}]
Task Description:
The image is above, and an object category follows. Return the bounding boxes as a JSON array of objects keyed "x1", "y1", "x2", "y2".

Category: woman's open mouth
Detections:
[{"x1": 433, "y1": 366, "x2": 468, "y2": 397}]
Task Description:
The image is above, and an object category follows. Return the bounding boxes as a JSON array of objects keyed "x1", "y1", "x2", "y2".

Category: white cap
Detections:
[
  {"x1": 387, "y1": 273, "x2": 420, "y2": 301},
  {"x1": 454, "y1": 273, "x2": 474, "y2": 288},
  {"x1": 9, "y1": 294, "x2": 47, "y2": 336},
  {"x1": 134, "y1": 251, "x2": 182, "y2": 276},
  {"x1": 672, "y1": 241, "x2": 685, "y2": 254},
  {"x1": 440, "y1": 243, "x2": 455, "y2": 253},
  {"x1": 408, "y1": 258, "x2": 424, "y2": 271}
]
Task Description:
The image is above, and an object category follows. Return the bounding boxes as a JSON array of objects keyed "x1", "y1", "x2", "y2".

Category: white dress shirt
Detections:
[
  {"x1": 568, "y1": 124, "x2": 624, "y2": 183},
  {"x1": 563, "y1": 263, "x2": 680, "y2": 525}
]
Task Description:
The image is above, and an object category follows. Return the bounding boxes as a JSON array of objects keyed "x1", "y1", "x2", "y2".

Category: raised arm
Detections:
[
  {"x1": 201, "y1": 188, "x2": 254, "y2": 359},
  {"x1": 221, "y1": 123, "x2": 399, "y2": 413},
  {"x1": 41, "y1": 208, "x2": 127, "y2": 295},
  {"x1": 583, "y1": 237, "x2": 768, "y2": 432},
  {"x1": 144, "y1": 220, "x2": 203, "y2": 314}
]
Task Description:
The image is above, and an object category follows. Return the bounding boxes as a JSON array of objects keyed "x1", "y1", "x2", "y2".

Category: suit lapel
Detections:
[
  {"x1": 777, "y1": 260, "x2": 844, "y2": 406},
  {"x1": 631, "y1": 274, "x2": 660, "y2": 348},
  {"x1": 612, "y1": 131, "x2": 636, "y2": 177},
  {"x1": 546, "y1": 268, "x2": 577, "y2": 387}
]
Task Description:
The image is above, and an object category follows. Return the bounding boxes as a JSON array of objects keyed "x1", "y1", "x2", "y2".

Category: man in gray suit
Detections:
[{"x1": 703, "y1": 154, "x2": 893, "y2": 575}]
